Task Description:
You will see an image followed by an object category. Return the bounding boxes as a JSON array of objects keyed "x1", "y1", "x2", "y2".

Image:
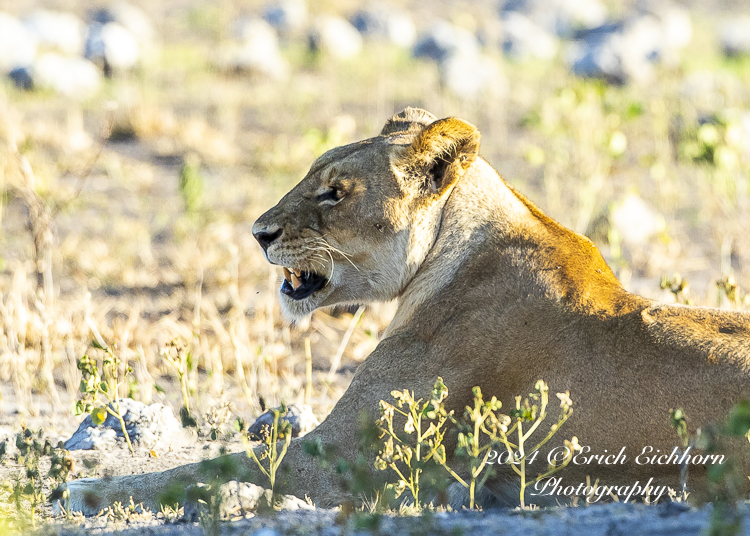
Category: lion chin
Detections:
[{"x1": 62, "y1": 107, "x2": 750, "y2": 515}]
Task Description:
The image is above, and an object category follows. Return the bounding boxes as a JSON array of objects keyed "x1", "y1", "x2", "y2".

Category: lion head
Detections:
[{"x1": 252, "y1": 108, "x2": 481, "y2": 320}]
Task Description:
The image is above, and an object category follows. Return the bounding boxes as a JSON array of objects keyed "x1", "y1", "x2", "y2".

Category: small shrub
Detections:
[
  {"x1": 74, "y1": 323, "x2": 135, "y2": 455},
  {"x1": 244, "y1": 402, "x2": 293, "y2": 505},
  {"x1": 375, "y1": 378, "x2": 452, "y2": 509},
  {"x1": 161, "y1": 338, "x2": 196, "y2": 427}
]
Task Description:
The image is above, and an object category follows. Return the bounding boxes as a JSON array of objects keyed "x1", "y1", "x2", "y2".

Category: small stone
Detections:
[
  {"x1": 0, "y1": 13, "x2": 37, "y2": 74},
  {"x1": 309, "y1": 16, "x2": 363, "y2": 60},
  {"x1": 23, "y1": 9, "x2": 85, "y2": 56},
  {"x1": 501, "y1": 12, "x2": 559, "y2": 61},
  {"x1": 183, "y1": 481, "x2": 312, "y2": 521},
  {"x1": 248, "y1": 404, "x2": 319, "y2": 440},
  {"x1": 350, "y1": 5, "x2": 417, "y2": 48},
  {"x1": 610, "y1": 193, "x2": 665, "y2": 246},
  {"x1": 720, "y1": 16, "x2": 750, "y2": 58},
  {"x1": 413, "y1": 21, "x2": 480, "y2": 63},
  {"x1": 30, "y1": 53, "x2": 102, "y2": 98},
  {"x1": 263, "y1": 0, "x2": 308, "y2": 38},
  {"x1": 85, "y1": 22, "x2": 140, "y2": 74},
  {"x1": 439, "y1": 50, "x2": 508, "y2": 101},
  {"x1": 89, "y1": 2, "x2": 154, "y2": 48},
  {"x1": 217, "y1": 17, "x2": 289, "y2": 80},
  {"x1": 501, "y1": 0, "x2": 608, "y2": 38},
  {"x1": 65, "y1": 399, "x2": 187, "y2": 453}
]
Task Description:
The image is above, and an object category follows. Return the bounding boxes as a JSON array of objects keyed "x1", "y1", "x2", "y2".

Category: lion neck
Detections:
[{"x1": 385, "y1": 158, "x2": 638, "y2": 336}]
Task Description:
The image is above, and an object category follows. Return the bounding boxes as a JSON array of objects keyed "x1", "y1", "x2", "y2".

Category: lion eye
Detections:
[{"x1": 317, "y1": 186, "x2": 343, "y2": 204}]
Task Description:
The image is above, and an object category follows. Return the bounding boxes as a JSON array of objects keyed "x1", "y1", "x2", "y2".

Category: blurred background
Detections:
[{"x1": 0, "y1": 0, "x2": 749, "y2": 435}]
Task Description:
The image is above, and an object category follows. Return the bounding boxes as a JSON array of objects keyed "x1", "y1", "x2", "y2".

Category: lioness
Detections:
[{"x1": 65, "y1": 108, "x2": 750, "y2": 513}]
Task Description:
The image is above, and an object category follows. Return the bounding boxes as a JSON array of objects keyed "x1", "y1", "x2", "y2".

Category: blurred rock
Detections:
[
  {"x1": 610, "y1": 193, "x2": 665, "y2": 246},
  {"x1": 184, "y1": 481, "x2": 313, "y2": 521},
  {"x1": 501, "y1": 12, "x2": 558, "y2": 61},
  {"x1": 218, "y1": 18, "x2": 289, "y2": 80},
  {"x1": 568, "y1": 1, "x2": 691, "y2": 85},
  {"x1": 65, "y1": 399, "x2": 186, "y2": 452},
  {"x1": 350, "y1": 5, "x2": 417, "y2": 48},
  {"x1": 413, "y1": 21, "x2": 480, "y2": 63},
  {"x1": 90, "y1": 2, "x2": 154, "y2": 48},
  {"x1": 501, "y1": 0, "x2": 608, "y2": 38},
  {"x1": 263, "y1": 0, "x2": 308, "y2": 38},
  {"x1": 247, "y1": 404, "x2": 319, "y2": 440},
  {"x1": 9, "y1": 67, "x2": 34, "y2": 90},
  {"x1": 569, "y1": 18, "x2": 662, "y2": 84},
  {"x1": 0, "y1": 13, "x2": 37, "y2": 74},
  {"x1": 440, "y1": 50, "x2": 508, "y2": 100},
  {"x1": 720, "y1": 16, "x2": 750, "y2": 58},
  {"x1": 412, "y1": 21, "x2": 505, "y2": 99},
  {"x1": 23, "y1": 9, "x2": 85, "y2": 56},
  {"x1": 568, "y1": 23, "x2": 646, "y2": 84},
  {"x1": 19, "y1": 53, "x2": 101, "y2": 98},
  {"x1": 634, "y1": 0, "x2": 692, "y2": 62},
  {"x1": 85, "y1": 22, "x2": 140, "y2": 75},
  {"x1": 309, "y1": 15, "x2": 362, "y2": 60}
]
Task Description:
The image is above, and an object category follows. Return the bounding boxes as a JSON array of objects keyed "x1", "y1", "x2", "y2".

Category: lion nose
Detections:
[{"x1": 253, "y1": 223, "x2": 283, "y2": 251}]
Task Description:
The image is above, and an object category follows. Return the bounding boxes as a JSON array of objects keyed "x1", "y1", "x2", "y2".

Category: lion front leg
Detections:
[{"x1": 59, "y1": 421, "x2": 352, "y2": 516}]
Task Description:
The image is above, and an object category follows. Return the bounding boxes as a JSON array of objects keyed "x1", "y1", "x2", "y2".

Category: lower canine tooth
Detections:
[
  {"x1": 291, "y1": 273, "x2": 302, "y2": 290},
  {"x1": 293, "y1": 269, "x2": 301, "y2": 277},
  {"x1": 283, "y1": 267, "x2": 292, "y2": 283}
]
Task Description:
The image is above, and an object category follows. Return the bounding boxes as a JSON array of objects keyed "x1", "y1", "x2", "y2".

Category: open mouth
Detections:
[{"x1": 281, "y1": 267, "x2": 328, "y2": 301}]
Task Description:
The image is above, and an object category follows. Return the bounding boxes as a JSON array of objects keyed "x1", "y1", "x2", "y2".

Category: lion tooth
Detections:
[
  {"x1": 293, "y1": 269, "x2": 301, "y2": 277},
  {"x1": 291, "y1": 273, "x2": 302, "y2": 290},
  {"x1": 283, "y1": 267, "x2": 292, "y2": 283}
]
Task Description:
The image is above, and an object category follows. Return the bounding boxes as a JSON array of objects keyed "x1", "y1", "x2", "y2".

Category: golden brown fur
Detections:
[{"x1": 62, "y1": 108, "x2": 750, "y2": 513}]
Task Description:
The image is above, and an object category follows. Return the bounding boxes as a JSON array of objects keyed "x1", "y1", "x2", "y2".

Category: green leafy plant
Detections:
[
  {"x1": 429, "y1": 385, "x2": 503, "y2": 509},
  {"x1": 376, "y1": 379, "x2": 576, "y2": 509},
  {"x1": 495, "y1": 381, "x2": 576, "y2": 508},
  {"x1": 161, "y1": 338, "x2": 196, "y2": 427},
  {"x1": 244, "y1": 402, "x2": 293, "y2": 503},
  {"x1": 0, "y1": 428, "x2": 73, "y2": 532},
  {"x1": 717, "y1": 276, "x2": 749, "y2": 309},
  {"x1": 179, "y1": 153, "x2": 204, "y2": 218},
  {"x1": 660, "y1": 273, "x2": 692, "y2": 305},
  {"x1": 375, "y1": 378, "x2": 452, "y2": 509},
  {"x1": 74, "y1": 325, "x2": 135, "y2": 455},
  {"x1": 672, "y1": 402, "x2": 750, "y2": 536},
  {"x1": 701, "y1": 401, "x2": 750, "y2": 536}
]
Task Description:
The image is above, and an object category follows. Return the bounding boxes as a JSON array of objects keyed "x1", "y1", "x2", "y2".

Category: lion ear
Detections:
[
  {"x1": 398, "y1": 117, "x2": 481, "y2": 196},
  {"x1": 380, "y1": 107, "x2": 437, "y2": 136}
]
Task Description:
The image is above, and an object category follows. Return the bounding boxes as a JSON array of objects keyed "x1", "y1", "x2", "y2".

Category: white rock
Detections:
[
  {"x1": 23, "y1": 9, "x2": 85, "y2": 56},
  {"x1": 413, "y1": 21, "x2": 480, "y2": 62},
  {"x1": 65, "y1": 399, "x2": 186, "y2": 453},
  {"x1": 309, "y1": 15, "x2": 362, "y2": 60},
  {"x1": 90, "y1": 1, "x2": 155, "y2": 48},
  {"x1": 219, "y1": 18, "x2": 289, "y2": 80},
  {"x1": 32, "y1": 53, "x2": 101, "y2": 98},
  {"x1": 501, "y1": 0, "x2": 608, "y2": 38},
  {"x1": 263, "y1": 0, "x2": 308, "y2": 37},
  {"x1": 86, "y1": 22, "x2": 140, "y2": 73},
  {"x1": 502, "y1": 12, "x2": 559, "y2": 61},
  {"x1": 635, "y1": 0, "x2": 692, "y2": 61},
  {"x1": 0, "y1": 13, "x2": 37, "y2": 74},
  {"x1": 610, "y1": 193, "x2": 665, "y2": 246},
  {"x1": 350, "y1": 6, "x2": 417, "y2": 48},
  {"x1": 440, "y1": 51, "x2": 508, "y2": 100},
  {"x1": 721, "y1": 16, "x2": 750, "y2": 58},
  {"x1": 568, "y1": 16, "x2": 665, "y2": 85}
]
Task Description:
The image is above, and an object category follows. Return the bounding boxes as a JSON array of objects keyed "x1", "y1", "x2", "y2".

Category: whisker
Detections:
[{"x1": 319, "y1": 237, "x2": 359, "y2": 271}]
